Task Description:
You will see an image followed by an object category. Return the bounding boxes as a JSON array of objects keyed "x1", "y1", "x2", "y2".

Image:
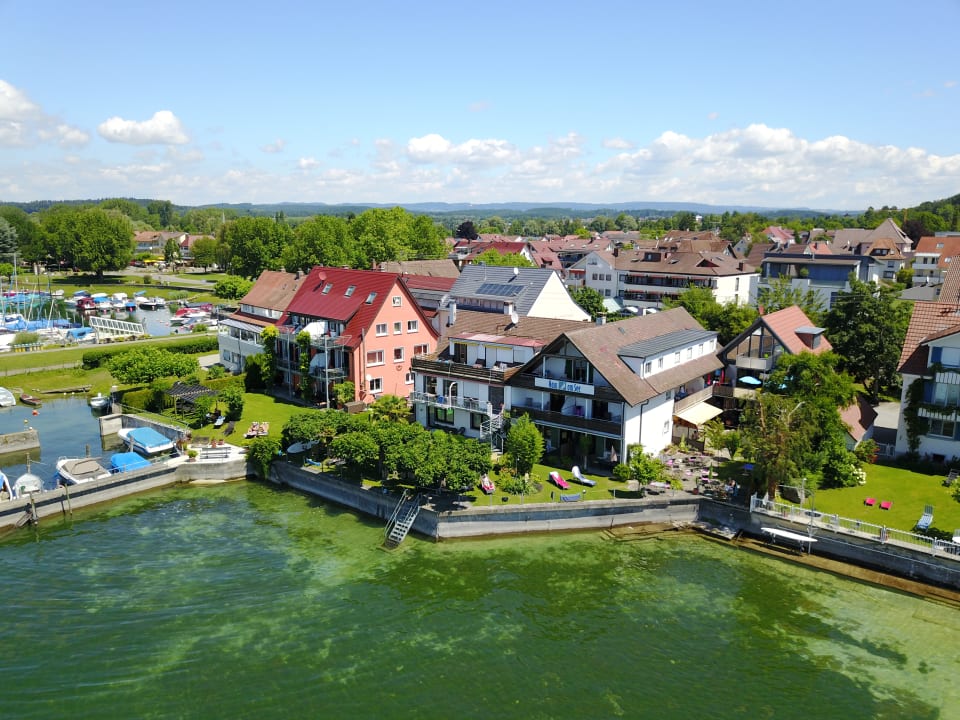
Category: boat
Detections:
[
  {"x1": 12, "y1": 470, "x2": 43, "y2": 498},
  {"x1": 89, "y1": 392, "x2": 110, "y2": 410},
  {"x1": 139, "y1": 297, "x2": 167, "y2": 310},
  {"x1": 480, "y1": 474, "x2": 495, "y2": 494},
  {"x1": 19, "y1": 393, "x2": 42, "y2": 407},
  {"x1": 109, "y1": 451, "x2": 151, "y2": 474},
  {"x1": 549, "y1": 471, "x2": 570, "y2": 490},
  {"x1": 118, "y1": 427, "x2": 176, "y2": 455},
  {"x1": 0, "y1": 387, "x2": 15, "y2": 407},
  {"x1": 0, "y1": 470, "x2": 12, "y2": 500},
  {"x1": 56, "y1": 456, "x2": 112, "y2": 485},
  {"x1": 286, "y1": 439, "x2": 317, "y2": 454}
]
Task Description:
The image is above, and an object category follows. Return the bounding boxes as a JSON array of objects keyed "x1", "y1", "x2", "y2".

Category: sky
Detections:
[{"x1": 1, "y1": 0, "x2": 959, "y2": 211}]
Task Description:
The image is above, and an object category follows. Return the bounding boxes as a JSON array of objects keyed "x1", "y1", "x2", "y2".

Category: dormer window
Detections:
[
  {"x1": 322, "y1": 283, "x2": 333, "y2": 294},
  {"x1": 345, "y1": 285, "x2": 356, "y2": 297},
  {"x1": 366, "y1": 292, "x2": 377, "y2": 304}
]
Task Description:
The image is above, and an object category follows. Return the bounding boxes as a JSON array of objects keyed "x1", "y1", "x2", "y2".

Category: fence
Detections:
[{"x1": 749, "y1": 495, "x2": 958, "y2": 561}]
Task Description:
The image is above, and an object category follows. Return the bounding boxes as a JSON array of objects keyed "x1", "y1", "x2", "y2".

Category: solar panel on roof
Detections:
[{"x1": 477, "y1": 282, "x2": 523, "y2": 297}]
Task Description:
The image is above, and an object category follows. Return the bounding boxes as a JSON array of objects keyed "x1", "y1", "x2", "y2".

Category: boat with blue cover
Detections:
[
  {"x1": 117, "y1": 427, "x2": 176, "y2": 455},
  {"x1": 110, "y1": 451, "x2": 152, "y2": 473}
]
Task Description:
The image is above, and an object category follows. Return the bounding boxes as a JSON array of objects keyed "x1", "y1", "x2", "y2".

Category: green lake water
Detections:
[{"x1": 1, "y1": 482, "x2": 956, "y2": 719}]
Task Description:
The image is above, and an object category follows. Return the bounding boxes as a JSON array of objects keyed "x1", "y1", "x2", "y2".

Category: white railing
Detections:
[{"x1": 749, "y1": 495, "x2": 958, "y2": 560}]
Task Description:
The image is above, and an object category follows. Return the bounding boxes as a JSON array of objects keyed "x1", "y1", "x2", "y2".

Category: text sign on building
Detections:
[{"x1": 534, "y1": 377, "x2": 595, "y2": 396}]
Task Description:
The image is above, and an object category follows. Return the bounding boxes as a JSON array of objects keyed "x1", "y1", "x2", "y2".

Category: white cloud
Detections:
[
  {"x1": 603, "y1": 137, "x2": 633, "y2": 150},
  {"x1": 298, "y1": 156, "x2": 319, "y2": 170},
  {"x1": 261, "y1": 138, "x2": 286, "y2": 153},
  {"x1": 0, "y1": 80, "x2": 40, "y2": 120},
  {"x1": 406, "y1": 133, "x2": 518, "y2": 166},
  {"x1": 0, "y1": 79, "x2": 89, "y2": 148},
  {"x1": 98, "y1": 110, "x2": 189, "y2": 145},
  {"x1": 944, "y1": 80, "x2": 956, "y2": 88},
  {"x1": 707, "y1": 111, "x2": 719, "y2": 121}
]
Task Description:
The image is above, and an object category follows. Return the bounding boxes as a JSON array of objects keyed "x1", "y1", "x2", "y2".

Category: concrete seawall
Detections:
[{"x1": 0, "y1": 428, "x2": 40, "y2": 455}]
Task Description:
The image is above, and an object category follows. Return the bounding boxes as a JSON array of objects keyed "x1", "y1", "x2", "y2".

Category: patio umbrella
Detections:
[{"x1": 739, "y1": 375, "x2": 762, "y2": 386}]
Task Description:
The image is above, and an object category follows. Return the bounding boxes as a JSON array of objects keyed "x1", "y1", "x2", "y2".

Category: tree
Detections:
[
  {"x1": 214, "y1": 276, "x2": 254, "y2": 300},
  {"x1": 571, "y1": 286, "x2": 606, "y2": 319},
  {"x1": 163, "y1": 237, "x2": 180, "y2": 264},
  {"x1": 191, "y1": 394, "x2": 217, "y2": 427},
  {"x1": 248, "y1": 436, "x2": 281, "y2": 477},
  {"x1": 219, "y1": 216, "x2": 290, "y2": 278},
  {"x1": 0, "y1": 262, "x2": 13, "y2": 281},
  {"x1": 455, "y1": 221, "x2": 479, "y2": 240},
  {"x1": 147, "y1": 200, "x2": 175, "y2": 228},
  {"x1": 190, "y1": 236, "x2": 220, "y2": 271},
  {"x1": 504, "y1": 414, "x2": 543, "y2": 476},
  {"x1": 0, "y1": 217, "x2": 18, "y2": 259},
  {"x1": 369, "y1": 394, "x2": 411, "y2": 424},
  {"x1": 260, "y1": 325, "x2": 278, "y2": 386},
  {"x1": 41, "y1": 206, "x2": 133, "y2": 277},
  {"x1": 470, "y1": 249, "x2": 534, "y2": 267},
  {"x1": 672, "y1": 211, "x2": 698, "y2": 231},
  {"x1": 825, "y1": 278, "x2": 911, "y2": 403},
  {"x1": 702, "y1": 419, "x2": 726, "y2": 458},
  {"x1": 282, "y1": 215, "x2": 352, "y2": 272},
  {"x1": 0, "y1": 205, "x2": 42, "y2": 263},
  {"x1": 756, "y1": 276, "x2": 826, "y2": 324},
  {"x1": 330, "y1": 431, "x2": 379, "y2": 476},
  {"x1": 624, "y1": 444, "x2": 666, "y2": 487},
  {"x1": 665, "y1": 287, "x2": 758, "y2": 345},
  {"x1": 333, "y1": 381, "x2": 355, "y2": 407},
  {"x1": 218, "y1": 382, "x2": 245, "y2": 420}
]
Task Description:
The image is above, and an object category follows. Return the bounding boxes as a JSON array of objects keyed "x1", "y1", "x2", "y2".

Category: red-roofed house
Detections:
[
  {"x1": 912, "y1": 235, "x2": 960, "y2": 286},
  {"x1": 895, "y1": 301, "x2": 960, "y2": 457},
  {"x1": 719, "y1": 305, "x2": 831, "y2": 385},
  {"x1": 277, "y1": 267, "x2": 439, "y2": 405}
]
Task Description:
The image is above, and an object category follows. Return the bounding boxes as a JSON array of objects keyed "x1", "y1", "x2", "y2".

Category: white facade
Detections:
[{"x1": 896, "y1": 333, "x2": 960, "y2": 459}]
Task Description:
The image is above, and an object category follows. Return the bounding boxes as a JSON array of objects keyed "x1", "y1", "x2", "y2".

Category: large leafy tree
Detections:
[
  {"x1": 825, "y1": 278, "x2": 911, "y2": 403},
  {"x1": 471, "y1": 249, "x2": 534, "y2": 267},
  {"x1": 40, "y1": 206, "x2": 133, "y2": 277},
  {"x1": 190, "y1": 236, "x2": 220, "y2": 271},
  {"x1": 0, "y1": 217, "x2": 17, "y2": 259},
  {"x1": 664, "y1": 286, "x2": 758, "y2": 345},
  {"x1": 0, "y1": 206, "x2": 42, "y2": 263},
  {"x1": 219, "y1": 216, "x2": 290, "y2": 278},
  {"x1": 455, "y1": 221, "x2": 479, "y2": 240},
  {"x1": 282, "y1": 215, "x2": 352, "y2": 272},
  {"x1": 106, "y1": 347, "x2": 199, "y2": 384},
  {"x1": 369, "y1": 394, "x2": 411, "y2": 424}
]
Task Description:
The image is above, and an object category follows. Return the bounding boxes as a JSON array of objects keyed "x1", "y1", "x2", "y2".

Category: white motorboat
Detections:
[
  {"x1": 12, "y1": 470, "x2": 43, "y2": 498},
  {"x1": 56, "y1": 457, "x2": 112, "y2": 485},
  {"x1": 89, "y1": 392, "x2": 111, "y2": 410},
  {"x1": 0, "y1": 387, "x2": 15, "y2": 407}
]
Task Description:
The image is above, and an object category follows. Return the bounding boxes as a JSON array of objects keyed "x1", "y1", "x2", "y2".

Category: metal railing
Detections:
[{"x1": 750, "y1": 495, "x2": 958, "y2": 560}]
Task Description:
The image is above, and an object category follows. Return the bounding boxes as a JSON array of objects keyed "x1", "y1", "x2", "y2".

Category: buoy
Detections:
[{"x1": 32, "y1": 409, "x2": 38, "y2": 416}]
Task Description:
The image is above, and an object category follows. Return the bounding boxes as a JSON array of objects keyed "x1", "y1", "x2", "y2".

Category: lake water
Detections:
[{"x1": 0, "y1": 477, "x2": 955, "y2": 719}]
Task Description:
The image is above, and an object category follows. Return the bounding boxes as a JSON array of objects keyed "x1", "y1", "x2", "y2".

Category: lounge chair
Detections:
[
  {"x1": 571, "y1": 466, "x2": 596, "y2": 487},
  {"x1": 880, "y1": 500, "x2": 892, "y2": 510},
  {"x1": 864, "y1": 497, "x2": 876, "y2": 506},
  {"x1": 916, "y1": 504, "x2": 934, "y2": 531},
  {"x1": 223, "y1": 420, "x2": 235, "y2": 436}
]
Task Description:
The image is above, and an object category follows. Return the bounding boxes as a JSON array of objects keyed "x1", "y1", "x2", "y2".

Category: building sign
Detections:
[{"x1": 534, "y1": 377, "x2": 595, "y2": 396}]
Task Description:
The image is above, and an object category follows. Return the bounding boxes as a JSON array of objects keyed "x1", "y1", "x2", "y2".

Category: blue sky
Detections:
[{"x1": 1, "y1": 0, "x2": 958, "y2": 210}]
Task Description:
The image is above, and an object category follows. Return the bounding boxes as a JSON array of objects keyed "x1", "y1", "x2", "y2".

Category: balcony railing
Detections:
[
  {"x1": 673, "y1": 385, "x2": 717, "y2": 413},
  {"x1": 736, "y1": 354, "x2": 774, "y2": 371},
  {"x1": 513, "y1": 405, "x2": 622, "y2": 435},
  {"x1": 411, "y1": 356, "x2": 509, "y2": 383},
  {"x1": 409, "y1": 391, "x2": 493, "y2": 414}
]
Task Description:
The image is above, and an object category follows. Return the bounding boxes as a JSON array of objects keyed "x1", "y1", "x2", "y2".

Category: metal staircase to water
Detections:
[{"x1": 383, "y1": 492, "x2": 421, "y2": 549}]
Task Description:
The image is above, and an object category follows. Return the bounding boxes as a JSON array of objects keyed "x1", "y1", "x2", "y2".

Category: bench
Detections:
[{"x1": 200, "y1": 448, "x2": 231, "y2": 459}]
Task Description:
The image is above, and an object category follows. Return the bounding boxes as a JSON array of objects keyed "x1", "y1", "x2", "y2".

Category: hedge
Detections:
[{"x1": 82, "y1": 336, "x2": 220, "y2": 369}]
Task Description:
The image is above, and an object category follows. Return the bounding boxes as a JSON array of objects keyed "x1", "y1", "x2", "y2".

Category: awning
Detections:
[
  {"x1": 220, "y1": 317, "x2": 264, "y2": 334},
  {"x1": 674, "y1": 401, "x2": 723, "y2": 426}
]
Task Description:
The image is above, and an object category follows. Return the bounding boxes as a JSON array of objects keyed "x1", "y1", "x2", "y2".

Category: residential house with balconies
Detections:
[
  {"x1": 718, "y1": 305, "x2": 832, "y2": 388},
  {"x1": 896, "y1": 301, "x2": 960, "y2": 459},
  {"x1": 507, "y1": 308, "x2": 723, "y2": 463},
  {"x1": 568, "y1": 247, "x2": 757, "y2": 311},
  {"x1": 218, "y1": 270, "x2": 306, "y2": 373},
  {"x1": 911, "y1": 235, "x2": 960, "y2": 287},
  {"x1": 759, "y1": 242, "x2": 880, "y2": 310},
  {"x1": 410, "y1": 311, "x2": 587, "y2": 448},
  {"x1": 277, "y1": 267, "x2": 438, "y2": 406}
]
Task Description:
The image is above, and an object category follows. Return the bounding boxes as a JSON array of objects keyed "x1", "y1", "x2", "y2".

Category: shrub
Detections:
[
  {"x1": 206, "y1": 364, "x2": 226, "y2": 380},
  {"x1": 13, "y1": 331, "x2": 40, "y2": 346}
]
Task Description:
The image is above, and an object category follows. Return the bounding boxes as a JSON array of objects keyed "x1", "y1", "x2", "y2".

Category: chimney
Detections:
[
  {"x1": 596, "y1": 314, "x2": 607, "y2": 326},
  {"x1": 738, "y1": 262, "x2": 744, "y2": 271},
  {"x1": 449, "y1": 300, "x2": 457, "y2": 326},
  {"x1": 504, "y1": 301, "x2": 515, "y2": 316}
]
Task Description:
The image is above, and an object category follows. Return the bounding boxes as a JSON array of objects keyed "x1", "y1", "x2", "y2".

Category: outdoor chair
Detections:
[
  {"x1": 880, "y1": 500, "x2": 892, "y2": 510},
  {"x1": 223, "y1": 420, "x2": 235, "y2": 436},
  {"x1": 864, "y1": 497, "x2": 876, "y2": 507},
  {"x1": 916, "y1": 505, "x2": 934, "y2": 531}
]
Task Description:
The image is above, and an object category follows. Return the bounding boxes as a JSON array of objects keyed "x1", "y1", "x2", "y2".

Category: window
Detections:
[
  {"x1": 604, "y1": 289, "x2": 611, "y2": 297},
  {"x1": 663, "y1": 420, "x2": 670, "y2": 434},
  {"x1": 368, "y1": 377, "x2": 382, "y2": 393},
  {"x1": 394, "y1": 347, "x2": 404, "y2": 362},
  {"x1": 407, "y1": 320, "x2": 418, "y2": 333},
  {"x1": 322, "y1": 283, "x2": 333, "y2": 295},
  {"x1": 470, "y1": 413, "x2": 484, "y2": 430},
  {"x1": 366, "y1": 292, "x2": 377, "y2": 304},
  {"x1": 375, "y1": 323, "x2": 387, "y2": 336},
  {"x1": 928, "y1": 418, "x2": 955, "y2": 438},
  {"x1": 665, "y1": 389, "x2": 673, "y2": 400},
  {"x1": 366, "y1": 350, "x2": 384, "y2": 366},
  {"x1": 433, "y1": 406, "x2": 455, "y2": 425},
  {"x1": 392, "y1": 295, "x2": 402, "y2": 307},
  {"x1": 674, "y1": 351, "x2": 680, "y2": 363},
  {"x1": 393, "y1": 321, "x2": 402, "y2": 334},
  {"x1": 686, "y1": 347, "x2": 693, "y2": 359},
  {"x1": 658, "y1": 357, "x2": 664, "y2": 369},
  {"x1": 605, "y1": 274, "x2": 612, "y2": 281},
  {"x1": 734, "y1": 277, "x2": 740, "y2": 292},
  {"x1": 643, "y1": 361, "x2": 652, "y2": 374},
  {"x1": 345, "y1": 285, "x2": 356, "y2": 297},
  {"x1": 414, "y1": 343, "x2": 429, "y2": 355},
  {"x1": 592, "y1": 273, "x2": 598, "y2": 281},
  {"x1": 405, "y1": 371, "x2": 414, "y2": 385}
]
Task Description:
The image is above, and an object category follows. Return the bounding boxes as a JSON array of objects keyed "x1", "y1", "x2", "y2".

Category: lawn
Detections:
[
  {"x1": 199, "y1": 391, "x2": 302, "y2": 446},
  {"x1": 805, "y1": 463, "x2": 960, "y2": 535}
]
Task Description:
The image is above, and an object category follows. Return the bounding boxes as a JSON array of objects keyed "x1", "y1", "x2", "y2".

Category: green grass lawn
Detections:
[{"x1": 805, "y1": 464, "x2": 960, "y2": 535}]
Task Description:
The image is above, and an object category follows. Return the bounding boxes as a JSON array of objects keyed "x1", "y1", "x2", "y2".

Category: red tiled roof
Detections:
[
  {"x1": 240, "y1": 270, "x2": 306, "y2": 312},
  {"x1": 761, "y1": 306, "x2": 832, "y2": 355},
  {"x1": 898, "y1": 301, "x2": 960, "y2": 375},
  {"x1": 284, "y1": 267, "x2": 436, "y2": 349},
  {"x1": 841, "y1": 396, "x2": 877, "y2": 443},
  {"x1": 915, "y1": 236, "x2": 960, "y2": 268}
]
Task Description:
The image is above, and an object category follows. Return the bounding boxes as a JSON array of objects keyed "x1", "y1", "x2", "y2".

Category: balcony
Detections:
[
  {"x1": 411, "y1": 356, "x2": 510, "y2": 383},
  {"x1": 514, "y1": 405, "x2": 622, "y2": 435},
  {"x1": 673, "y1": 385, "x2": 719, "y2": 413},
  {"x1": 510, "y1": 373, "x2": 622, "y2": 402},
  {"x1": 735, "y1": 353, "x2": 774, "y2": 372},
  {"x1": 409, "y1": 391, "x2": 493, "y2": 414}
]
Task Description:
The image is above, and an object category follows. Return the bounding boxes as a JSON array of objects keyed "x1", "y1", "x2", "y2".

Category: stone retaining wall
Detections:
[{"x1": 0, "y1": 428, "x2": 41, "y2": 455}]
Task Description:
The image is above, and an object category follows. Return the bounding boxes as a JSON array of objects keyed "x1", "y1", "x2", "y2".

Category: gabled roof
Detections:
[
  {"x1": 536, "y1": 308, "x2": 721, "y2": 407},
  {"x1": 450, "y1": 265, "x2": 558, "y2": 316},
  {"x1": 610, "y1": 249, "x2": 755, "y2": 276},
  {"x1": 432, "y1": 309, "x2": 586, "y2": 361},
  {"x1": 720, "y1": 305, "x2": 831, "y2": 359},
  {"x1": 938, "y1": 261, "x2": 960, "y2": 303},
  {"x1": 379, "y1": 259, "x2": 460, "y2": 277},
  {"x1": 240, "y1": 270, "x2": 306, "y2": 312},
  {"x1": 841, "y1": 396, "x2": 878, "y2": 443},
  {"x1": 399, "y1": 275, "x2": 457, "y2": 292},
  {"x1": 898, "y1": 301, "x2": 960, "y2": 375},
  {"x1": 914, "y1": 235, "x2": 960, "y2": 268},
  {"x1": 285, "y1": 267, "x2": 435, "y2": 349}
]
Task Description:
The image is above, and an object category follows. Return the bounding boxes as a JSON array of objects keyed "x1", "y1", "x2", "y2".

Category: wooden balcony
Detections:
[{"x1": 509, "y1": 372, "x2": 623, "y2": 402}]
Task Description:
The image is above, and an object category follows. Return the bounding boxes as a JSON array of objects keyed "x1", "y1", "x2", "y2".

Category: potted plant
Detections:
[{"x1": 187, "y1": 449, "x2": 198, "y2": 462}]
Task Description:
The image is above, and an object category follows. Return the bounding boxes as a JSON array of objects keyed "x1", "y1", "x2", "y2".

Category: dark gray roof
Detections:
[
  {"x1": 450, "y1": 265, "x2": 557, "y2": 317},
  {"x1": 619, "y1": 328, "x2": 716, "y2": 359}
]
